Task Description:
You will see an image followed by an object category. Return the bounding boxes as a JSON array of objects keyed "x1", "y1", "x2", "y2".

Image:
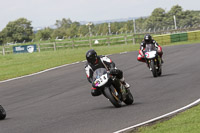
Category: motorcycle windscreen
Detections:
[
  {"x1": 93, "y1": 68, "x2": 108, "y2": 87},
  {"x1": 145, "y1": 44, "x2": 156, "y2": 52}
]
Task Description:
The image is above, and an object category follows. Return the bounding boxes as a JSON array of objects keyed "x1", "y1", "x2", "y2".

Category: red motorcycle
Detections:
[{"x1": 143, "y1": 44, "x2": 162, "y2": 77}]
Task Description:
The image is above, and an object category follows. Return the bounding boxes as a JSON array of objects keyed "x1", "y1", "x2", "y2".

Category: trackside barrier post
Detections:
[
  {"x1": 132, "y1": 36, "x2": 136, "y2": 45},
  {"x1": 124, "y1": 35, "x2": 127, "y2": 45},
  {"x1": 38, "y1": 43, "x2": 41, "y2": 52},
  {"x1": 53, "y1": 42, "x2": 56, "y2": 51},
  {"x1": 107, "y1": 37, "x2": 110, "y2": 46},
  {"x1": 72, "y1": 39, "x2": 74, "y2": 48},
  {"x1": 2, "y1": 45, "x2": 5, "y2": 55},
  {"x1": 88, "y1": 37, "x2": 92, "y2": 47}
]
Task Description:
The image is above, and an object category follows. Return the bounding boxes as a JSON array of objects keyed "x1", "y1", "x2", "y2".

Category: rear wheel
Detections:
[
  {"x1": 104, "y1": 86, "x2": 122, "y2": 108},
  {"x1": 124, "y1": 89, "x2": 134, "y2": 105}
]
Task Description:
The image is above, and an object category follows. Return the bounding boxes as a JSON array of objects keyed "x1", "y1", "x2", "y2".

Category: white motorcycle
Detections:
[
  {"x1": 92, "y1": 68, "x2": 134, "y2": 108},
  {"x1": 143, "y1": 44, "x2": 162, "y2": 77}
]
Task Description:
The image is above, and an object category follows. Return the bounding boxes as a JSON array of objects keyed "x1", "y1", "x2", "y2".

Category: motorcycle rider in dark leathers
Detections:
[
  {"x1": 85, "y1": 49, "x2": 130, "y2": 96},
  {"x1": 137, "y1": 34, "x2": 164, "y2": 63}
]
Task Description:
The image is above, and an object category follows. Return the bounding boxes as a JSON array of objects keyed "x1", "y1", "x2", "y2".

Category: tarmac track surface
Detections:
[{"x1": 0, "y1": 43, "x2": 200, "y2": 133}]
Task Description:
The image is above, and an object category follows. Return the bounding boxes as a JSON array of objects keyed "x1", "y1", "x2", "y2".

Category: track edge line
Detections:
[{"x1": 114, "y1": 98, "x2": 200, "y2": 133}]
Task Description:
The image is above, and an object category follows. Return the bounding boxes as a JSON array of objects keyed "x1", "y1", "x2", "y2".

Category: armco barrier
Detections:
[
  {"x1": 163, "y1": 34, "x2": 171, "y2": 44},
  {"x1": 171, "y1": 33, "x2": 181, "y2": 43},
  {"x1": 188, "y1": 31, "x2": 200, "y2": 40},
  {"x1": 188, "y1": 31, "x2": 196, "y2": 40},
  {"x1": 153, "y1": 34, "x2": 170, "y2": 45},
  {"x1": 153, "y1": 30, "x2": 200, "y2": 45},
  {"x1": 179, "y1": 33, "x2": 188, "y2": 41},
  {"x1": 152, "y1": 35, "x2": 163, "y2": 44},
  {"x1": 188, "y1": 31, "x2": 196, "y2": 41}
]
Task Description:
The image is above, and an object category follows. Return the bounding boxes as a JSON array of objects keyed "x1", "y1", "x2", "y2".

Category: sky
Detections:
[{"x1": 0, "y1": 0, "x2": 199, "y2": 31}]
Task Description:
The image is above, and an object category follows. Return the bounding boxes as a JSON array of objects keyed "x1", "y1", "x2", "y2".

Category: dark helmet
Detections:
[
  {"x1": 144, "y1": 34, "x2": 152, "y2": 43},
  {"x1": 86, "y1": 49, "x2": 97, "y2": 65}
]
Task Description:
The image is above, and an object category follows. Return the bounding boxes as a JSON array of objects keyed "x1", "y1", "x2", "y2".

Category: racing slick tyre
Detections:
[
  {"x1": 0, "y1": 105, "x2": 6, "y2": 120},
  {"x1": 104, "y1": 86, "x2": 122, "y2": 108},
  {"x1": 150, "y1": 60, "x2": 158, "y2": 77},
  {"x1": 157, "y1": 67, "x2": 162, "y2": 76},
  {"x1": 124, "y1": 89, "x2": 134, "y2": 105}
]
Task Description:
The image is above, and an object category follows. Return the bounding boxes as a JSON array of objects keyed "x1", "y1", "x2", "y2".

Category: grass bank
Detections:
[{"x1": 134, "y1": 104, "x2": 200, "y2": 133}]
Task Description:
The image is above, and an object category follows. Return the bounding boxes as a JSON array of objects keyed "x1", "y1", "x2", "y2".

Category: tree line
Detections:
[{"x1": 0, "y1": 5, "x2": 199, "y2": 44}]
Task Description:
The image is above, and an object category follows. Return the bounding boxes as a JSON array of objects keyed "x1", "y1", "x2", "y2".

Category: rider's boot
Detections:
[
  {"x1": 120, "y1": 77, "x2": 130, "y2": 89},
  {"x1": 161, "y1": 58, "x2": 164, "y2": 64}
]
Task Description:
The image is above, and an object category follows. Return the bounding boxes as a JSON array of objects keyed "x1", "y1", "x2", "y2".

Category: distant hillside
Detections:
[
  {"x1": 33, "y1": 17, "x2": 140, "y2": 31},
  {"x1": 191, "y1": 10, "x2": 200, "y2": 15},
  {"x1": 79, "y1": 17, "x2": 140, "y2": 25}
]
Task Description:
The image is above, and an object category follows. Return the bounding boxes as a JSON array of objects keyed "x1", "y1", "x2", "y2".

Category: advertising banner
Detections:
[{"x1": 13, "y1": 44, "x2": 37, "y2": 53}]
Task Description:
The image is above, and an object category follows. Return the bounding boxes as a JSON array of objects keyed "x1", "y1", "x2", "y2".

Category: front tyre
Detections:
[
  {"x1": 150, "y1": 60, "x2": 157, "y2": 77},
  {"x1": 104, "y1": 86, "x2": 122, "y2": 108},
  {"x1": 0, "y1": 105, "x2": 6, "y2": 120},
  {"x1": 157, "y1": 66, "x2": 162, "y2": 76}
]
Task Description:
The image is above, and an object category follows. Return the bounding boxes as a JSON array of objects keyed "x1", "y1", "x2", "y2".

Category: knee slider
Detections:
[{"x1": 91, "y1": 89, "x2": 101, "y2": 96}]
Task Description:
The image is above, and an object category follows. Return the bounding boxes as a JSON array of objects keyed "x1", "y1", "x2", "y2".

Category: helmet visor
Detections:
[
  {"x1": 144, "y1": 35, "x2": 151, "y2": 43},
  {"x1": 87, "y1": 55, "x2": 97, "y2": 65}
]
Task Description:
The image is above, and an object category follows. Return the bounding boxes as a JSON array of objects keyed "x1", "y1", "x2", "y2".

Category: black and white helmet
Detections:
[
  {"x1": 144, "y1": 34, "x2": 152, "y2": 43},
  {"x1": 86, "y1": 49, "x2": 97, "y2": 65}
]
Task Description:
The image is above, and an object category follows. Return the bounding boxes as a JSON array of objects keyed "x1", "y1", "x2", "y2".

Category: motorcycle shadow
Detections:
[
  {"x1": 160, "y1": 73, "x2": 179, "y2": 77},
  {"x1": 92, "y1": 102, "x2": 138, "y2": 110},
  {"x1": 0, "y1": 118, "x2": 10, "y2": 121},
  {"x1": 142, "y1": 73, "x2": 178, "y2": 79}
]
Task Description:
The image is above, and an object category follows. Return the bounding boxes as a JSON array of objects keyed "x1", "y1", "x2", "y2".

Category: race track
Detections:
[{"x1": 0, "y1": 43, "x2": 200, "y2": 133}]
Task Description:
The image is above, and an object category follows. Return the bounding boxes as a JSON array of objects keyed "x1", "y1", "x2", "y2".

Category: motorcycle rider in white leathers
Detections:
[{"x1": 85, "y1": 49, "x2": 130, "y2": 96}]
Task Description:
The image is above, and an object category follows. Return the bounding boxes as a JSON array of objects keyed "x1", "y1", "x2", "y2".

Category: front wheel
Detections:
[
  {"x1": 157, "y1": 66, "x2": 162, "y2": 76},
  {"x1": 0, "y1": 105, "x2": 6, "y2": 120},
  {"x1": 103, "y1": 86, "x2": 122, "y2": 108},
  {"x1": 150, "y1": 60, "x2": 157, "y2": 77}
]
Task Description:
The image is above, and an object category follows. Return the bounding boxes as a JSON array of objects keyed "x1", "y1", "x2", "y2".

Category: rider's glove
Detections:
[{"x1": 110, "y1": 68, "x2": 118, "y2": 75}]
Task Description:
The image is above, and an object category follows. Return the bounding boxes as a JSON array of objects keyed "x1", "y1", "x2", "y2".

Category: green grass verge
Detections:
[
  {"x1": 0, "y1": 44, "x2": 139, "y2": 81},
  {"x1": 134, "y1": 104, "x2": 200, "y2": 133}
]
